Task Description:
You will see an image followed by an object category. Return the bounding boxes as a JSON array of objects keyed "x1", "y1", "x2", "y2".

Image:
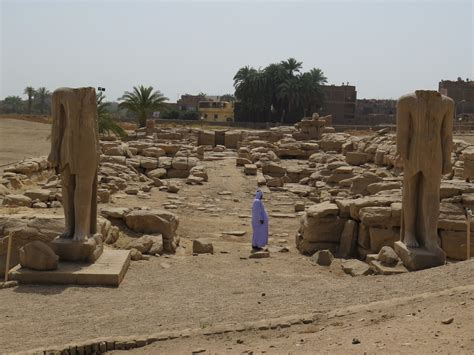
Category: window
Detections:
[
  {"x1": 204, "y1": 114, "x2": 208, "y2": 118},
  {"x1": 214, "y1": 114, "x2": 218, "y2": 119}
]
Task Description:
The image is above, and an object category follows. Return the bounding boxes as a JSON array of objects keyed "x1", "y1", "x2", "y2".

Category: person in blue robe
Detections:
[{"x1": 252, "y1": 189, "x2": 269, "y2": 250}]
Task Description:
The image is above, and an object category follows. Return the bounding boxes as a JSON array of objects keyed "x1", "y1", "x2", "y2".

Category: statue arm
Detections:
[
  {"x1": 441, "y1": 100, "x2": 454, "y2": 174},
  {"x1": 396, "y1": 98, "x2": 411, "y2": 160}
]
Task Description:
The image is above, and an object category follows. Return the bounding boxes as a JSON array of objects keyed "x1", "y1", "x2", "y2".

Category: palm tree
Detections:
[
  {"x1": 35, "y1": 87, "x2": 51, "y2": 114},
  {"x1": 97, "y1": 92, "x2": 126, "y2": 137},
  {"x1": 118, "y1": 85, "x2": 168, "y2": 127},
  {"x1": 23, "y1": 86, "x2": 36, "y2": 114},
  {"x1": 277, "y1": 77, "x2": 303, "y2": 122},
  {"x1": 280, "y1": 58, "x2": 303, "y2": 76}
]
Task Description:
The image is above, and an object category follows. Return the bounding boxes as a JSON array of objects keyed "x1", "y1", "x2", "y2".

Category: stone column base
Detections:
[
  {"x1": 51, "y1": 234, "x2": 103, "y2": 263},
  {"x1": 394, "y1": 241, "x2": 446, "y2": 271}
]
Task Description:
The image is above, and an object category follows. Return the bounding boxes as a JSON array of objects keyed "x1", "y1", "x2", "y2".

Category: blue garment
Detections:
[{"x1": 252, "y1": 190, "x2": 269, "y2": 248}]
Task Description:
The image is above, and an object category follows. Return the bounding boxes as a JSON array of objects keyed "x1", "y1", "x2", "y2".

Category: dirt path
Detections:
[
  {"x1": 1, "y1": 157, "x2": 474, "y2": 353},
  {"x1": 124, "y1": 285, "x2": 474, "y2": 354},
  {"x1": 0, "y1": 118, "x2": 51, "y2": 168}
]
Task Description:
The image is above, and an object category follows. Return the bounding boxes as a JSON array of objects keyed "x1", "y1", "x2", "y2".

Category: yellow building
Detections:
[{"x1": 198, "y1": 101, "x2": 234, "y2": 122}]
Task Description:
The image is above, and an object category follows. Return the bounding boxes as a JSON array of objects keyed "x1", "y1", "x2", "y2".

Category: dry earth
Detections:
[
  {"x1": 0, "y1": 118, "x2": 473, "y2": 354},
  {"x1": 0, "y1": 118, "x2": 50, "y2": 168}
]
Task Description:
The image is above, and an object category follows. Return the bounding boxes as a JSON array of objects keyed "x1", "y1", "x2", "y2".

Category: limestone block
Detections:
[
  {"x1": 147, "y1": 168, "x2": 167, "y2": 180},
  {"x1": 19, "y1": 241, "x2": 58, "y2": 271},
  {"x1": 3, "y1": 194, "x2": 32, "y2": 207},
  {"x1": 369, "y1": 227, "x2": 400, "y2": 253},
  {"x1": 377, "y1": 246, "x2": 400, "y2": 266},
  {"x1": 346, "y1": 152, "x2": 368, "y2": 166},
  {"x1": 244, "y1": 164, "x2": 257, "y2": 176},
  {"x1": 338, "y1": 219, "x2": 358, "y2": 258},
  {"x1": 24, "y1": 189, "x2": 51, "y2": 202},
  {"x1": 193, "y1": 239, "x2": 214, "y2": 254},
  {"x1": 224, "y1": 131, "x2": 242, "y2": 149},
  {"x1": 341, "y1": 259, "x2": 371, "y2": 276},
  {"x1": 440, "y1": 230, "x2": 474, "y2": 260},
  {"x1": 359, "y1": 207, "x2": 392, "y2": 227},
  {"x1": 299, "y1": 214, "x2": 345, "y2": 244},
  {"x1": 198, "y1": 130, "x2": 215, "y2": 146},
  {"x1": 124, "y1": 209, "x2": 178, "y2": 240},
  {"x1": 310, "y1": 250, "x2": 334, "y2": 266}
]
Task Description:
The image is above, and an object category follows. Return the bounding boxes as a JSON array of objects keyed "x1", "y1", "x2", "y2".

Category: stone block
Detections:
[
  {"x1": 19, "y1": 241, "x2": 58, "y2": 271},
  {"x1": 370, "y1": 260, "x2": 408, "y2": 275},
  {"x1": 338, "y1": 219, "x2": 358, "y2": 258},
  {"x1": 10, "y1": 249, "x2": 131, "y2": 286},
  {"x1": 341, "y1": 259, "x2": 371, "y2": 276},
  {"x1": 311, "y1": 250, "x2": 334, "y2": 266},
  {"x1": 346, "y1": 152, "x2": 368, "y2": 166},
  {"x1": 51, "y1": 234, "x2": 103, "y2": 263},
  {"x1": 394, "y1": 241, "x2": 446, "y2": 271},
  {"x1": 244, "y1": 164, "x2": 257, "y2": 176},
  {"x1": 440, "y1": 230, "x2": 474, "y2": 260},
  {"x1": 369, "y1": 227, "x2": 400, "y2": 253}
]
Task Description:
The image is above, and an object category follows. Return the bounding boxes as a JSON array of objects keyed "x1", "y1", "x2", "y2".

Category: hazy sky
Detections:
[{"x1": 1, "y1": 0, "x2": 473, "y2": 101}]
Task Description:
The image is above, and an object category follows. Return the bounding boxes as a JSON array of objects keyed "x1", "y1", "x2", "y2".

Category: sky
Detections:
[{"x1": 1, "y1": 0, "x2": 473, "y2": 101}]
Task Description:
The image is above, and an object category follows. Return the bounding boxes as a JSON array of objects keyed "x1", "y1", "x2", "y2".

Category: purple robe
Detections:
[{"x1": 252, "y1": 190, "x2": 269, "y2": 248}]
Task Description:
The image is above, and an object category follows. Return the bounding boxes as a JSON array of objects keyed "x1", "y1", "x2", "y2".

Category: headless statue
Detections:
[
  {"x1": 48, "y1": 87, "x2": 100, "y2": 242},
  {"x1": 396, "y1": 90, "x2": 454, "y2": 253}
]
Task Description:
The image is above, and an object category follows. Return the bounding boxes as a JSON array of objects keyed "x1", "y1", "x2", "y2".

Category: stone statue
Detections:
[
  {"x1": 394, "y1": 90, "x2": 454, "y2": 270},
  {"x1": 48, "y1": 87, "x2": 102, "y2": 262}
]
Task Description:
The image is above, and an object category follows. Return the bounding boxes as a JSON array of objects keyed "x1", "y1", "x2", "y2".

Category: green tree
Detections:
[
  {"x1": 118, "y1": 85, "x2": 168, "y2": 127},
  {"x1": 23, "y1": 86, "x2": 36, "y2": 114},
  {"x1": 233, "y1": 58, "x2": 327, "y2": 123},
  {"x1": 35, "y1": 87, "x2": 51, "y2": 114},
  {"x1": 2, "y1": 96, "x2": 24, "y2": 113},
  {"x1": 97, "y1": 92, "x2": 126, "y2": 138}
]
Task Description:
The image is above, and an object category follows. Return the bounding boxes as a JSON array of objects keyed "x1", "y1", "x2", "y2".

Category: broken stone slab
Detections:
[
  {"x1": 377, "y1": 246, "x2": 399, "y2": 266},
  {"x1": 244, "y1": 164, "x2": 258, "y2": 175},
  {"x1": 222, "y1": 231, "x2": 246, "y2": 236},
  {"x1": 100, "y1": 207, "x2": 131, "y2": 219},
  {"x1": 249, "y1": 250, "x2": 270, "y2": 259},
  {"x1": 193, "y1": 239, "x2": 214, "y2": 254},
  {"x1": 341, "y1": 259, "x2": 372, "y2": 276},
  {"x1": 370, "y1": 260, "x2": 408, "y2": 275},
  {"x1": 270, "y1": 213, "x2": 296, "y2": 218},
  {"x1": 3, "y1": 194, "x2": 32, "y2": 207},
  {"x1": 310, "y1": 250, "x2": 334, "y2": 266},
  {"x1": 24, "y1": 189, "x2": 52, "y2": 202}
]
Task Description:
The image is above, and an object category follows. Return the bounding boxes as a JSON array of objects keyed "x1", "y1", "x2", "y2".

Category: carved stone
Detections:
[
  {"x1": 47, "y1": 87, "x2": 102, "y2": 261},
  {"x1": 395, "y1": 90, "x2": 454, "y2": 270}
]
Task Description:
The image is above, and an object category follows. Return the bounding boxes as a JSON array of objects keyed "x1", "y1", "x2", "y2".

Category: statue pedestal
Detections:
[
  {"x1": 394, "y1": 241, "x2": 446, "y2": 271},
  {"x1": 51, "y1": 234, "x2": 103, "y2": 263}
]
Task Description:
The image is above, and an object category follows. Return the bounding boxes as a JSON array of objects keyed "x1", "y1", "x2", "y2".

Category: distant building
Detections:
[
  {"x1": 198, "y1": 101, "x2": 234, "y2": 122},
  {"x1": 355, "y1": 99, "x2": 396, "y2": 125},
  {"x1": 177, "y1": 94, "x2": 206, "y2": 111},
  {"x1": 439, "y1": 78, "x2": 474, "y2": 119},
  {"x1": 320, "y1": 84, "x2": 357, "y2": 125}
]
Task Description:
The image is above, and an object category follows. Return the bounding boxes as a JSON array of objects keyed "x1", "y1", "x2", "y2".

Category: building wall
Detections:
[
  {"x1": 439, "y1": 79, "x2": 474, "y2": 118},
  {"x1": 198, "y1": 101, "x2": 234, "y2": 122},
  {"x1": 320, "y1": 85, "x2": 357, "y2": 125}
]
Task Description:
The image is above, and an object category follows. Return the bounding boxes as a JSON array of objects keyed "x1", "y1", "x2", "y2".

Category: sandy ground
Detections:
[
  {"x1": 0, "y1": 118, "x2": 51, "y2": 168},
  {"x1": 0, "y1": 118, "x2": 473, "y2": 353}
]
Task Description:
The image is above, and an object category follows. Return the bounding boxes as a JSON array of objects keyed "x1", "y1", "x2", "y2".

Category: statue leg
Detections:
[
  {"x1": 420, "y1": 172, "x2": 441, "y2": 252},
  {"x1": 403, "y1": 171, "x2": 420, "y2": 248},
  {"x1": 60, "y1": 164, "x2": 75, "y2": 238},
  {"x1": 72, "y1": 172, "x2": 95, "y2": 242}
]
